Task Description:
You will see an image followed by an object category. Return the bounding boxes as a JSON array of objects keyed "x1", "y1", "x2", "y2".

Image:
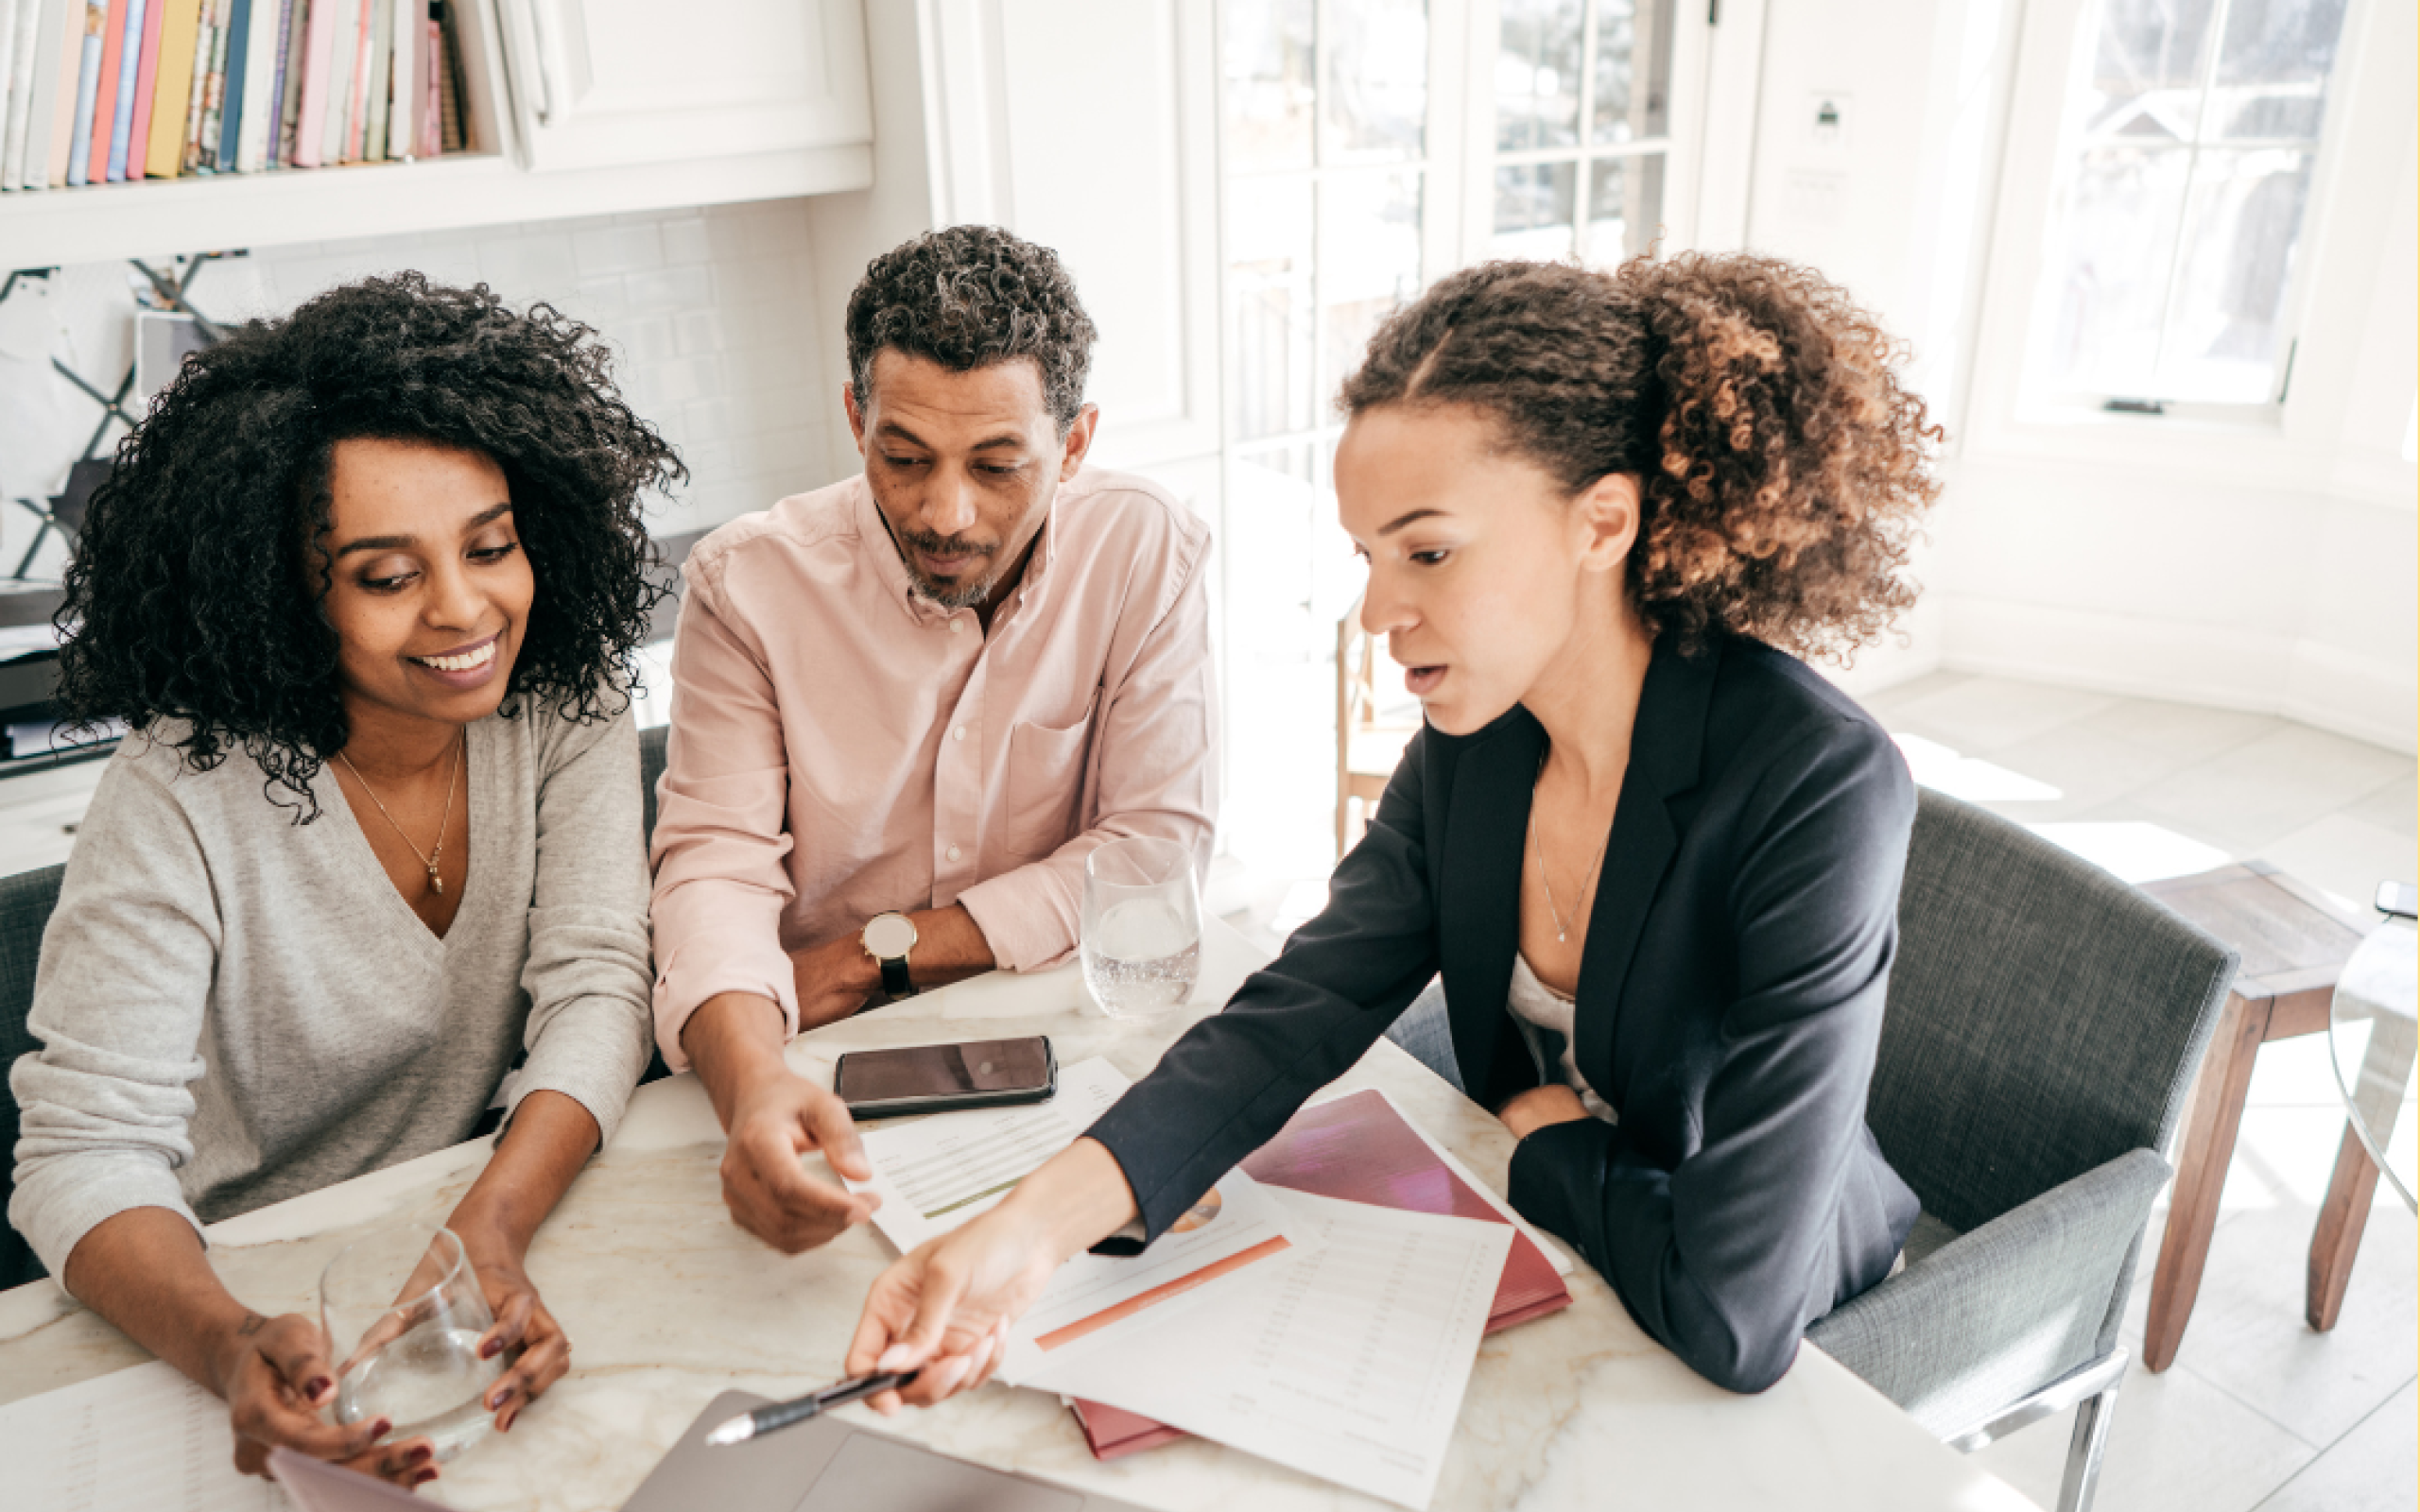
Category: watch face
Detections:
[{"x1": 863, "y1": 913, "x2": 919, "y2": 959}]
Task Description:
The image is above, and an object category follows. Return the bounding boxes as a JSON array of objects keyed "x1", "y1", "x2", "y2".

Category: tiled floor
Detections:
[{"x1": 1219, "y1": 669, "x2": 2419, "y2": 1512}]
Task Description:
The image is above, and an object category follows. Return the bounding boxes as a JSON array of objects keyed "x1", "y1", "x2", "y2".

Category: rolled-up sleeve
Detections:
[
  {"x1": 957, "y1": 528, "x2": 1219, "y2": 971},
  {"x1": 648, "y1": 562, "x2": 804, "y2": 1068},
  {"x1": 9, "y1": 761, "x2": 216, "y2": 1283},
  {"x1": 511, "y1": 706, "x2": 656, "y2": 1143}
]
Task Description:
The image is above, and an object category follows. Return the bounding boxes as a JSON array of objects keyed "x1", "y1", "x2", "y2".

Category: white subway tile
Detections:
[{"x1": 573, "y1": 222, "x2": 665, "y2": 278}]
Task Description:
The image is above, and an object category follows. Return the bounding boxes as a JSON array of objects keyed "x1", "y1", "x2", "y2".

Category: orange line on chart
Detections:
[{"x1": 1034, "y1": 1236, "x2": 1293, "y2": 1352}]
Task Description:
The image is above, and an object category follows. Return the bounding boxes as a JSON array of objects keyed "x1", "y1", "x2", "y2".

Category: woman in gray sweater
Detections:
[{"x1": 9, "y1": 275, "x2": 683, "y2": 1489}]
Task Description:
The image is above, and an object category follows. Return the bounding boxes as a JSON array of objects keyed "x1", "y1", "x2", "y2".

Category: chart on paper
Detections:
[
  {"x1": 851, "y1": 1056, "x2": 1130, "y2": 1250},
  {"x1": 0, "y1": 1359, "x2": 284, "y2": 1511}
]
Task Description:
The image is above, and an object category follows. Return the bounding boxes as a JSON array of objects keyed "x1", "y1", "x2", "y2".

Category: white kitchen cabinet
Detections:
[{"x1": 496, "y1": 0, "x2": 870, "y2": 174}]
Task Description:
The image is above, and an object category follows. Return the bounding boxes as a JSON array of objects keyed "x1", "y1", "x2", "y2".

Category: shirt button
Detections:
[
  {"x1": 952, "y1": 725, "x2": 966, "y2": 742},
  {"x1": 946, "y1": 845, "x2": 963, "y2": 863}
]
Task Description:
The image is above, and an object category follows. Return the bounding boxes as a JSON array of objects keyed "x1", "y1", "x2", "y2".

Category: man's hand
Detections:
[
  {"x1": 1498, "y1": 1083, "x2": 1592, "y2": 1141},
  {"x1": 722, "y1": 1067, "x2": 883, "y2": 1251},
  {"x1": 791, "y1": 935, "x2": 878, "y2": 1031}
]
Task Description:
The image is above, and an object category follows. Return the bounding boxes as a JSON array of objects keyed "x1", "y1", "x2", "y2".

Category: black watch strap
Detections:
[{"x1": 877, "y1": 953, "x2": 915, "y2": 1002}]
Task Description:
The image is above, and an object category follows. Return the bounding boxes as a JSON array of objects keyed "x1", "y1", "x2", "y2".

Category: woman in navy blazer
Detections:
[{"x1": 842, "y1": 253, "x2": 1945, "y2": 1400}]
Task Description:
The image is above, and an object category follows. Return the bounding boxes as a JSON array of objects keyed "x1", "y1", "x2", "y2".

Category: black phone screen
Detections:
[{"x1": 834, "y1": 1038, "x2": 1053, "y2": 1106}]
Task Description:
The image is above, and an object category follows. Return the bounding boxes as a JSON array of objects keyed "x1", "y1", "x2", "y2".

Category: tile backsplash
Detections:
[{"x1": 0, "y1": 198, "x2": 843, "y2": 578}]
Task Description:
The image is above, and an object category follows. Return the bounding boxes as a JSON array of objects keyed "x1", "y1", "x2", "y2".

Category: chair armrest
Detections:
[{"x1": 1805, "y1": 1147, "x2": 2170, "y2": 1436}]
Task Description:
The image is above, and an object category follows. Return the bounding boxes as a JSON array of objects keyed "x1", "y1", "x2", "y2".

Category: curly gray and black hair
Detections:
[{"x1": 844, "y1": 224, "x2": 1098, "y2": 430}]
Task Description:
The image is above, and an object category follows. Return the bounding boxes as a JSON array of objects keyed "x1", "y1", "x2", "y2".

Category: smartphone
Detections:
[
  {"x1": 833, "y1": 1036, "x2": 1058, "y2": 1119},
  {"x1": 2377, "y1": 882, "x2": 2418, "y2": 920}
]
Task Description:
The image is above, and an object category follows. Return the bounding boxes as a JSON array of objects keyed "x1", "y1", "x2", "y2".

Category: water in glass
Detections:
[
  {"x1": 1083, "y1": 836, "x2": 1201, "y2": 1019},
  {"x1": 321, "y1": 1225, "x2": 502, "y2": 1461}
]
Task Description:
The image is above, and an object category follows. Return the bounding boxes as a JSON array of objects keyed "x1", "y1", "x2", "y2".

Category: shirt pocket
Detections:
[{"x1": 1001, "y1": 692, "x2": 1099, "y2": 860}]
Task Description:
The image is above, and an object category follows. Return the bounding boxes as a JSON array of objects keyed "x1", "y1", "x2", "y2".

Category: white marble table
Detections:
[{"x1": 0, "y1": 919, "x2": 2037, "y2": 1511}]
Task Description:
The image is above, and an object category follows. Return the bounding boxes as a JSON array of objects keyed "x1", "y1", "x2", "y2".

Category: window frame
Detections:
[{"x1": 1962, "y1": 0, "x2": 2416, "y2": 489}]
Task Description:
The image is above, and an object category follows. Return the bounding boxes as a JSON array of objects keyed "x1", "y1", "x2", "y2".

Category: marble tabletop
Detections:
[{"x1": 0, "y1": 919, "x2": 2037, "y2": 1511}]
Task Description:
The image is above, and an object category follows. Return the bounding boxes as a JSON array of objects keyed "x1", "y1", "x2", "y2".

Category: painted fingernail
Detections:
[
  {"x1": 406, "y1": 1445, "x2": 433, "y2": 1467},
  {"x1": 480, "y1": 1336, "x2": 503, "y2": 1358},
  {"x1": 487, "y1": 1386, "x2": 512, "y2": 1410},
  {"x1": 303, "y1": 1377, "x2": 332, "y2": 1400},
  {"x1": 501, "y1": 1408, "x2": 519, "y2": 1433},
  {"x1": 372, "y1": 1419, "x2": 394, "y2": 1438},
  {"x1": 415, "y1": 1468, "x2": 439, "y2": 1486}
]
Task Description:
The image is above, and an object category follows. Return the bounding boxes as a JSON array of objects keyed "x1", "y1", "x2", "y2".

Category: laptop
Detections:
[{"x1": 269, "y1": 1391, "x2": 1152, "y2": 1512}]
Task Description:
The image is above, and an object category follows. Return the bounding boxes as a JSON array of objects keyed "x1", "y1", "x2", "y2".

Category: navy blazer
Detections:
[{"x1": 1085, "y1": 632, "x2": 1922, "y2": 1392}]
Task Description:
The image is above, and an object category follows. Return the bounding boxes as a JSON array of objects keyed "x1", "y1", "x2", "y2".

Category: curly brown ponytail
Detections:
[{"x1": 1338, "y1": 253, "x2": 1942, "y2": 661}]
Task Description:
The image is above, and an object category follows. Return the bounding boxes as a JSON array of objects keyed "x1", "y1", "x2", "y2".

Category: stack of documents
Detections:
[
  {"x1": 0, "y1": 1359, "x2": 282, "y2": 1510},
  {"x1": 851, "y1": 1064, "x2": 1563, "y2": 1510}
]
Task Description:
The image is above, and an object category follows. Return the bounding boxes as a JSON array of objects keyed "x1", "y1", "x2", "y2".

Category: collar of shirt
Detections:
[{"x1": 851, "y1": 475, "x2": 1063, "y2": 631}]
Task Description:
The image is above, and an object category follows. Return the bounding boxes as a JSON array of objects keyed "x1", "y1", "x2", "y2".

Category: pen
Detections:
[{"x1": 703, "y1": 1369, "x2": 922, "y2": 1447}]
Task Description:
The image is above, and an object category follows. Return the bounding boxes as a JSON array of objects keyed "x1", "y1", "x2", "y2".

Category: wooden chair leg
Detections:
[
  {"x1": 2144, "y1": 991, "x2": 2269, "y2": 1371},
  {"x1": 2307, "y1": 1124, "x2": 2380, "y2": 1332}
]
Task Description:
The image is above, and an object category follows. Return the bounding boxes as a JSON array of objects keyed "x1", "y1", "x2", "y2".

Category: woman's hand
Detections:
[
  {"x1": 1498, "y1": 1083, "x2": 1591, "y2": 1140},
  {"x1": 843, "y1": 1203, "x2": 1060, "y2": 1412},
  {"x1": 842, "y1": 1138, "x2": 1141, "y2": 1414},
  {"x1": 455, "y1": 1241, "x2": 573, "y2": 1433},
  {"x1": 212, "y1": 1310, "x2": 437, "y2": 1487}
]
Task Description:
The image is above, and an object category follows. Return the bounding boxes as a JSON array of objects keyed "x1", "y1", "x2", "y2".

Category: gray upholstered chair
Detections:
[
  {"x1": 640, "y1": 719, "x2": 668, "y2": 845},
  {"x1": 0, "y1": 863, "x2": 65, "y2": 1292},
  {"x1": 1808, "y1": 789, "x2": 2236, "y2": 1512}
]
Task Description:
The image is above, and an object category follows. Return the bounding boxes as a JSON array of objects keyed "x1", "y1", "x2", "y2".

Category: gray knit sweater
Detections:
[{"x1": 9, "y1": 702, "x2": 654, "y2": 1281}]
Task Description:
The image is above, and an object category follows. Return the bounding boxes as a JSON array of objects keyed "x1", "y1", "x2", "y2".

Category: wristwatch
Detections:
[{"x1": 861, "y1": 912, "x2": 920, "y2": 1003}]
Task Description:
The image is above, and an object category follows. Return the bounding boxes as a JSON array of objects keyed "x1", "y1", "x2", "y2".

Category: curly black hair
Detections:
[
  {"x1": 1341, "y1": 255, "x2": 1941, "y2": 662},
  {"x1": 54, "y1": 273, "x2": 683, "y2": 817},
  {"x1": 844, "y1": 224, "x2": 1098, "y2": 429}
]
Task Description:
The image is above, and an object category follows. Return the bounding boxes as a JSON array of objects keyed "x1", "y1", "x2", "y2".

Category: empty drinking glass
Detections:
[
  {"x1": 320, "y1": 1224, "x2": 503, "y2": 1462},
  {"x1": 1082, "y1": 836, "x2": 1202, "y2": 1019}
]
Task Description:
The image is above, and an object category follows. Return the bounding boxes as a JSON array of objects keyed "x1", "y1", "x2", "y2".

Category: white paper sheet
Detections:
[
  {"x1": 0, "y1": 1359, "x2": 283, "y2": 1511},
  {"x1": 1020, "y1": 1190, "x2": 1513, "y2": 1511},
  {"x1": 852, "y1": 1057, "x2": 1298, "y2": 1373}
]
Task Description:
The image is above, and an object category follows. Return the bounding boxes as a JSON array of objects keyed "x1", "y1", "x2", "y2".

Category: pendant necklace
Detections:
[
  {"x1": 338, "y1": 730, "x2": 464, "y2": 897},
  {"x1": 1530, "y1": 754, "x2": 1610, "y2": 944}
]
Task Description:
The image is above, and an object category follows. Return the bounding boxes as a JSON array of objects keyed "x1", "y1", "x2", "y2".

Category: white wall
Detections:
[
  {"x1": 1737, "y1": 0, "x2": 2417, "y2": 750},
  {"x1": 0, "y1": 198, "x2": 844, "y2": 581}
]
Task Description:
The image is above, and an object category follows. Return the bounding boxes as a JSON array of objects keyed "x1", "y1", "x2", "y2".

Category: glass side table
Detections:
[{"x1": 2309, "y1": 919, "x2": 2417, "y2": 1330}]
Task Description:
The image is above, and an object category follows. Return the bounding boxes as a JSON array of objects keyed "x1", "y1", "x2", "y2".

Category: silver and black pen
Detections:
[{"x1": 703, "y1": 1369, "x2": 922, "y2": 1447}]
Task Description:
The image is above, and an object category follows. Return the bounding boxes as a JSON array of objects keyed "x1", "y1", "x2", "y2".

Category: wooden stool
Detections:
[{"x1": 2140, "y1": 862, "x2": 2382, "y2": 1371}]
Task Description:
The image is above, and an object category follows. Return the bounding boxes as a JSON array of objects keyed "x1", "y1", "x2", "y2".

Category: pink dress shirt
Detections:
[{"x1": 648, "y1": 467, "x2": 1219, "y2": 1065}]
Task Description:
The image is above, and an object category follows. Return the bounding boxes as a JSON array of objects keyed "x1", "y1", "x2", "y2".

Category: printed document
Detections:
[
  {"x1": 852, "y1": 1057, "x2": 1297, "y2": 1371},
  {"x1": 1020, "y1": 1189, "x2": 1512, "y2": 1511},
  {"x1": 0, "y1": 1359, "x2": 282, "y2": 1511}
]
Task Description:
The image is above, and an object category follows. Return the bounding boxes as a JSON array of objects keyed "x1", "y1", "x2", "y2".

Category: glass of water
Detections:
[
  {"x1": 320, "y1": 1224, "x2": 503, "y2": 1462},
  {"x1": 1082, "y1": 836, "x2": 1202, "y2": 1019}
]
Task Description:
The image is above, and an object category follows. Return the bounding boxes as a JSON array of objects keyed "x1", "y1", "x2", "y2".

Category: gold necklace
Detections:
[
  {"x1": 1530, "y1": 752, "x2": 1610, "y2": 945},
  {"x1": 337, "y1": 730, "x2": 465, "y2": 897}
]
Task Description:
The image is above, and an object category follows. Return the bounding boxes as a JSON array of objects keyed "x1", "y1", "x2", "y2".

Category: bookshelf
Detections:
[{"x1": 0, "y1": 0, "x2": 872, "y2": 270}]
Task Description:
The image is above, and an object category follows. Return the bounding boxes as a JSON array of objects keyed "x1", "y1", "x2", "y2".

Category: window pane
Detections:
[
  {"x1": 2044, "y1": 146, "x2": 2192, "y2": 396},
  {"x1": 1495, "y1": 0, "x2": 1582, "y2": 151},
  {"x1": 1584, "y1": 154, "x2": 1665, "y2": 265},
  {"x1": 1223, "y1": 0, "x2": 1316, "y2": 174},
  {"x1": 1322, "y1": 170, "x2": 1425, "y2": 395},
  {"x1": 2155, "y1": 146, "x2": 2314, "y2": 403},
  {"x1": 1326, "y1": 0, "x2": 1427, "y2": 163},
  {"x1": 1494, "y1": 162, "x2": 1577, "y2": 260},
  {"x1": 2210, "y1": 0, "x2": 2348, "y2": 142},
  {"x1": 1228, "y1": 178, "x2": 1319, "y2": 441},
  {"x1": 1593, "y1": 0, "x2": 1674, "y2": 146},
  {"x1": 2079, "y1": 0, "x2": 2218, "y2": 146}
]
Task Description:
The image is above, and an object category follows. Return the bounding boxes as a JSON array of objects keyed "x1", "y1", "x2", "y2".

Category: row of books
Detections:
[{"x1": 0, "y1": 0, "x2": 467, "y2": 194}]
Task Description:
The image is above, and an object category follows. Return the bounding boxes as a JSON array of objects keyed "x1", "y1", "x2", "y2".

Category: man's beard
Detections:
[{"x1": 898, "y1": 526, "x2": 1002, "y2": 610}]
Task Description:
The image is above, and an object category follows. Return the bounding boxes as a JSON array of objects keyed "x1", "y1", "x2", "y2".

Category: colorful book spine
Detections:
[
  {"x1": 289, "y1": 0, "x2": 327, "y2": 164},
  {"x1": 122, "y1": 0, "x2": 163, "y2": 177},
  {"x1": 338, "y1": 0, "x2": 363, "y2": 159},
  {"x1": 139, "y1": 0, "x2": 193, "y2": 175},
  {"x1": 174, "y1": 0, "x2": 210, "y2": 171},
  {"x1": 192, "y1": 0, "x2": 227, "y2": 167},
  {"x1": 230, "y1": 0, "x2": 270, "y2": 168},
  {"x1": 358, "y1": 0, "x2": 381, "y2": 159},
  {"x1": 102, "y1": 0, "x2": 143, "y2": 179},
  {"x1": 383, "y1": 0, "x2": 408, "y2": 157},
  {"x1": 83, "y1": 0, "x2": 122, "y2": 180},
  {"x1": 263, "y1": 0, "x2": 291, "y2": 161},
  {"x1": 0, "y1": 0, "x2": 43, "y2": 187},
  {"x1": 312, "y1": 0, "x2": 347, "y2": 162},
  {"x1": 420, "y1": 9, "x2": 434, "y2": 156},
  {"x1": 62, "y1": 0, "x2": 101, "y2": 183},
  {"x1": 46, "y1": 0, "x2": 85, "y2": 185},
  {"x1": 210, "y1": 0, "x2": 243, "y2": 169}
]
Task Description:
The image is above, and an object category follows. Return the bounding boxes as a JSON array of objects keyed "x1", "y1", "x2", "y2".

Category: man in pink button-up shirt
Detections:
[{"x1": 650, "y1": 227, "x2": 1219, "y2": 1253}]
